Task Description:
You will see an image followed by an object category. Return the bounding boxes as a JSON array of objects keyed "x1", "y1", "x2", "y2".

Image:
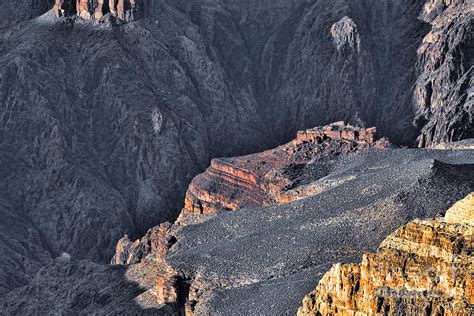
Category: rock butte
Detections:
[
  {"x1": 180, "y1": 122, "x2": 388, "y2": 220},
  {"x1": 298, "y1": 193, "x2": 474, "y2": 316},
  {"x1": 53, "y1": 0, "x2": 140, "y2": 22},
  {"x1": 111, "y1": 122, "x2": 391, "y2": 312}
]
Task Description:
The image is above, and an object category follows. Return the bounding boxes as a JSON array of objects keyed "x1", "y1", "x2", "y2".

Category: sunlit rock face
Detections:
[
  {"x1": 298, "y1": 193, "x2": 474, "y2": 316},
  {"x1": 53, "y1": 0, "x2": 141, "y2": 22},
  {"x1": 180, "y1": 122, "x2": 389, "y2": 219}
]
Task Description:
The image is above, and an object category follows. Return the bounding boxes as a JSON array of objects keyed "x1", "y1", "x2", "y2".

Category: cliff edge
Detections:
[{"x1": 298, "y1": 193, "x2": 474, "y2": 315}]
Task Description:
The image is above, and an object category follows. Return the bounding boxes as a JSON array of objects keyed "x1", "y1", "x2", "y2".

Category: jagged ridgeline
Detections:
[{"x1": 53, "y1": 0, "x2": 148, "y2": 22}]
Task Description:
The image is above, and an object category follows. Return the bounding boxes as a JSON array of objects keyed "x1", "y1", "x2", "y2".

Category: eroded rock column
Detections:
[
  {"x1": 76, "y1": 0, "x2": 104, "y2": 20},
  {"x1": 109, "y1": 0, "x2": 139, "y2": 22},
  {"x1": 53, "y1": 0, "x2": 76, "y2": 17}
]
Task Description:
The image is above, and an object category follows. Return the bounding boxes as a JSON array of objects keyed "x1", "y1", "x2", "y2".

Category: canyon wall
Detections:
[
  {"x1": 298, "y1": 193, "x2": 474, "y2": 315},
  {"x1": 414, "y1": 0, "x2": 474, "y2": 147}
]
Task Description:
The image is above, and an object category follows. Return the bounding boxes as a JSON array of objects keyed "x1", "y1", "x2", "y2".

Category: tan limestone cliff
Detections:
[{"x1": 298, "y1": 193, "x2": 474, "y2": 316}]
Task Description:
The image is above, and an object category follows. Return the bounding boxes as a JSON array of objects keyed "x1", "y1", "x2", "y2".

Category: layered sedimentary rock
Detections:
[
  {"x1": 1, "y1": 0, "x2": 474, "y2": 313},
  {"x1": 181, "y1": 122, "x2": 388, "y2": 218},
  {"x1": 105, "y1": 151, "x2": 474, "y2": 315},
  {"x1": 414, "y1": 0, "x2": 474, "y2": 147},
  {"x1": 298, "y1": 193, "x2": 474, "y2": 315}
]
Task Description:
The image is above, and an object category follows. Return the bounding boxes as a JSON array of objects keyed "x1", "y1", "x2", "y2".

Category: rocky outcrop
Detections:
[
  {"x1": 109, "y1": 0, "x2": 140, "y2": 22},
  {"x1": 111, "y1": 222, "x2": 174, "y2": 265},
  {"x1": 180, "y1": 122, "x2": 389, "y2": 218},
  {"x1": 53, "y1": 0, "x2": 141, "y2": 22},
  {"x1": 330, "y1": 16, "x2": 361, "y2": 53},
  {"x1": 414, "y1": 0, "x2": 474, "y2": 147},
  {"x1": 298, "y1": 193, "x2": 474, "y2": 316}
]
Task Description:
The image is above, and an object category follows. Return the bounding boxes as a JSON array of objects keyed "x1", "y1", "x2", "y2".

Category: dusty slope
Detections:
[
  {"x1": 2, "y1": 147, "x2": 473, "y2": 314},
  {"x1": 298, "y1": 193, "x2": 474, "y2": 315},
  {"x1": 165, "y1": 149, "x2": 474, "y2": 314}
]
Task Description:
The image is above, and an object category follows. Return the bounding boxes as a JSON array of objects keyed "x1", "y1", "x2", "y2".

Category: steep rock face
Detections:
[
  {"x1": 111, "y1": 222, "x2": 173, "y2": 265},
  {"x1": 414, "y1": 0, "x2": 474, "y2": 147},
  {"x1": 181, "y1": 122, "x2": 388, "y2": 218},
  {"x1": 330, "y1": 16, "x2": 361, "y2": 52},
  {"x1": 0, "y1": 0, "x2": 473, "y2": 305},
  {"x1": 2, "y1": 145, "x2": 474, "y2": 314},
  {"x1": 1, "y1": 257, "x2": 167, "y2": 315},
  {"x1": 53, "y1": 0, "x2": 141, "y2": 21},
  {"x1": 256, "y1": 0, "x2": 428, "y2": 145},
  {"x1": 298, "y1": 193, "x2": 474, "y2": 315},
  {"x1": 0, "y1": 0, "x2": 294, "y2": 295}
]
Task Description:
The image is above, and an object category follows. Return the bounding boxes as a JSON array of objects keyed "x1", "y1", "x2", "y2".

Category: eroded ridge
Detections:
[
  {"x1": 180, "y1": 122, "x2": 389, "y2": 219},
  {"x1": 298, "y1": 193, "x2": 474, "y2": 316}
]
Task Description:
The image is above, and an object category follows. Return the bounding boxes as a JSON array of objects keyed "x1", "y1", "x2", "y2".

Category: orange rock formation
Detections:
[
  {"x1": 298, "y1": 193, "x2": 474, "y2": 316},
  {"x1": 180, "y1": 122, "x2": 389, "y2": 219}
]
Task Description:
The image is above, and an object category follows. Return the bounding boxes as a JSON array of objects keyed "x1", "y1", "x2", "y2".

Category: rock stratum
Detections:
[
  {"x1": 0, "y1": 0, "x2": 473, "y2": 314},
  {"x1": 181, "y1": 122, "x2": 388, "y2": 218},
  {"x1": 54, "y1": 0, "x2": 142, "y2": 22},
  {"x1": 3, "y1": 132, "x2": 474, "y2": 314},
  {"x1": 298, "y1": 193, "x2": 474, "y2": 315}
]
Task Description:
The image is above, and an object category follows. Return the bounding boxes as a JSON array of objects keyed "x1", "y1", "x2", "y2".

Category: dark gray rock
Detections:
[
  {"x1": 414, "y1": 0, "x2": 474, "y2": 147},
  {"x1": 0, "y1": 0, "x2": 472, "y2": 312},
  {"x1": 1, "y1": 258, "x2": 167, "y2": 315},
  {"x1": 2, "y1": 147, "x2": 473, "y2": 315}
]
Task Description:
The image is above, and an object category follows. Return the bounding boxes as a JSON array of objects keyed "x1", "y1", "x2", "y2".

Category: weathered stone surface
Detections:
[
  {"x1": 53, "y1": 0, "x2": 76, "y2": 18},
  {"x1": 414, "y1": 0, "x2": 474, "y2": 147},
  {"x1": 445, "y1": 192, "x2": 473, "y2": 225},
  {"x1": 330, "y1": 17, "x2": 361, "y2": 52},
  {"x1": 109, "y1": 0, "x2": 140, "y2": 22},
  {"x1": 111, "y1": 222, "x2": 173, "y2": 265},
  {"x1": 298, "y1": 193, "x2": 474, "y2": 315},
  {"x1": 0, "y1": 0, "x2": 473, "y2": 314}
]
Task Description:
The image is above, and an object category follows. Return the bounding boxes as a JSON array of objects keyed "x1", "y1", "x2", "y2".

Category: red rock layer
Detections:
[
  {"x1": 53, "y1": 0, "x2": 140, "y2": 21},
  {"x1": 180, "y1": 122, "x2": 389, "y2": 219},
  {"x1": 298, "y1": 193, "x2": 474, "y2": 316}
]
